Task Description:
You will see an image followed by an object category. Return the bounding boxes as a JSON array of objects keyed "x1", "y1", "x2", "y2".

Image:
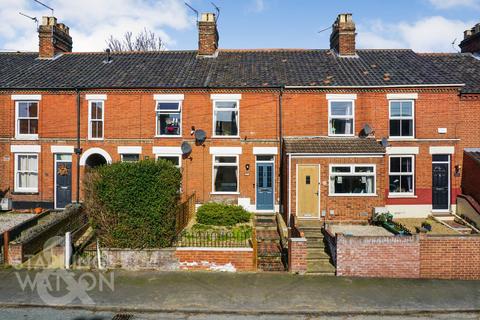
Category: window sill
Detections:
[
  {"x1": 14, "y1": 136, "x2": 39, "y2": 141},
  {"x1": 12, "y1": 191, "x2": 39, "y2": 195},
  {"x1": 155, "y1": 135, "x2": 182, "y2": 138},
  {"x1": 328, "y1": 134, "x2": 355, "y2": 138},
  {"x1": 88, "y1": 138, "x2": 104, "y2": 141},
  {"x1": 328, "y1": 193, "x2": 377, "y2": 197},
  {"x1": 388, "y1": 137, "x2": 415, "y2": 141},
  {"x1": 388, "y1": 194, "x2": 417, "y2": 199},
  {"x1": 210, "y1": 192, "x2": 240, "y2": 195}
]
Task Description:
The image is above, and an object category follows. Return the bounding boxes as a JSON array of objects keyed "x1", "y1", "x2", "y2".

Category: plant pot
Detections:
[
  {"x1": 422, "y1": 225, "x2": 432, "y2": 232},
  {"x1": 34, "y1": 207, "x2": 43, "y2": 214}
]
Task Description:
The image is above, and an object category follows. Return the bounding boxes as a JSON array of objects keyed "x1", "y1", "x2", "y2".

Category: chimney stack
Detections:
[
  {"x1": 460, "y1": 23, "x2": 480, "y2": 54},
  {"x1": 198, "y1": 13, "x2": 218, "y2": 56},
  {"x1": 330, "y1": 13, "x2": 356, "y2": 56},
  {"x1": 38, "y1": 16, "x2": 72, "y2": 59}
]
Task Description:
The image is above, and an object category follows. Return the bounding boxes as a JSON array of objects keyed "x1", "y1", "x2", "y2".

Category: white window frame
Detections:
[
  {"x1": 88, "y1": 100, "x2": 105, "y2": 140},
  {"x1": 389, "y1": 100, "x2": 415, "y2": 139},
  {"x1": 329, "y1": 164, "x2": 376, "y2": 196},
  {"x1": 120, "y1": 154, "x2": 140, "y2": 162},
  {"x1": 212, "y1": 155, "x2": 240, "y2": 194},
  {"x1": 388, "y1": 155, "x2": 415, "y2": 197},
  {"x1": 155, "y1": 100, "x2": 182, "y2": 137},
  {"x1": 156, "y1": 154, "x2": 182, "y2": 168},
  {"x1": 328, "y1": 99, "x2": 355, "y2": 137},
  {"x1": 14, "y1": 153, "x2": 39, "y2": 193},
  {"x1": 15, "y1": 101, "x2": 39, "y2": 140},
  {"x1": 212, "y1": 100, "x2": 240, "y2": 138}
]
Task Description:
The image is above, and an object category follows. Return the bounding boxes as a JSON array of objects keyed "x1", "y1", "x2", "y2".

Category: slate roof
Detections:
[
  {"x1": 284, "y1": 137, "x2": 385, "y2": 154},
  {"x1": 0, "y1": 49, "x2": 470, "y2": 90}
]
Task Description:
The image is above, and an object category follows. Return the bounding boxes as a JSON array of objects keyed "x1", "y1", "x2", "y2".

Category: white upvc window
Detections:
[
  {"x1": 389, "y1": 155, "x2": 415, "y2": 196},
  {"x1": 156, "y1": 154, "x2": 182, "y2": 168},
  {"x1": 88, "y1": 100, "x2": 104, "y2": 140},
  {"x1": 328, "y1": 100, "x2": 355, "y2": 136},
  {"x1": 329, "y1": 164, "x2": 376, "y2": 196},
  {"x1": 389, "y1": 100, "x2": 414, "y2": 138},
  {"x1": 15, "y1": 101, "x2": 39, "y2": 139},
  {"x1": 213, "y1": 100, "x2": 239, "y2": 137},
  {"x1": 212, "y1": 155, "x2": 239, "y2": 193},
  {"x1": 155, "y1": 101, "x2": 182, "y2": 137},
  {"x1": 121, "y1": 154, "x2": 140, "y2": 162},
  {"x1": 14, "y1": 153, "x2": 39, "y2": 193}
]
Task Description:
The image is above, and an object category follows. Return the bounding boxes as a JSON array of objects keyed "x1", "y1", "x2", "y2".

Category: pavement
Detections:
[{"x1": 0, "y1": 269, "x2": 478, "y2": 317}]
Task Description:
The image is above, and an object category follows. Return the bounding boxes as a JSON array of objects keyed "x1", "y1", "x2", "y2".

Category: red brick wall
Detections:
[
  {"x1": 420, "y1": 235, "x2": 480, "y2": 280},
  {"x1": 175, "y1": 248, "x2": 254, "y2": 272},
  {"x1": 288, "y1": 238, "x2": 307, "y2": 274},
  {"x1": 336, "y1": 235, "x2": 420, "y2": 278},
  {"x1": 462, "y1": 152, "x2": 480, "y2": 204}
]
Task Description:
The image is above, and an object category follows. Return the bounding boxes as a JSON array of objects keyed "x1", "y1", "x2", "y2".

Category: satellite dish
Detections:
[
  {"x1": 363, "y1": 123, "x2": 373, "y2": 136},
  {"x1": 381, "y1": 137, "x2": 389, "y2": 148},
  {"x1": 194, "y1": 129, "x2": 207, "y2": 144},
  {"x1": 181, "y1": 142, "x2": 192, "y2": 155}
]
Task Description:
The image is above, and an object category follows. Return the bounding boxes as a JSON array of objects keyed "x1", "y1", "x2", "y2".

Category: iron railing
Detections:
[{"x1": 175, "y1": 229, "x2": 252, "y2": 248}]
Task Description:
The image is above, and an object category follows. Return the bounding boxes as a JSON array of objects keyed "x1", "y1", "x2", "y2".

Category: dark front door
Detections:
[
  {"x1": 256, "y1": 163, "x2": 274, "y2": 210},
  {"x1": 56, "y1": 160, "x2": 72, "y2": 209},
  {"x1": 432, "y1": 156, "x2": 449, "y2": 211}
]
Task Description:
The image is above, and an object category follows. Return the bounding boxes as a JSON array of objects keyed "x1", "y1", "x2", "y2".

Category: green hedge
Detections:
[
  {"x1": 196, "y1": 203, "x2": 251, "y2": 226},
  {"x1": 83, "y1": 159, "x2": 182, "y2": 248}
]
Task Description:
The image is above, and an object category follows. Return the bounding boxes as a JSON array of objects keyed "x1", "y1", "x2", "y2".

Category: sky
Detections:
[{"x1": 1, "y1": 0, "x2": 480, "y2": 53}]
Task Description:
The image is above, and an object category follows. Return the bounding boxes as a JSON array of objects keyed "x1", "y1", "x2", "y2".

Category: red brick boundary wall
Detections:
[
  {"x1": 334, "y1": 233, "x2": 480, "y2": 280},
  {"x1": 288, "y1": 238, "x2": 307, "y2": 274},
  {"x1": 336, "y1": 235, "x2": 420, "y2": 278},
  {"x1": 175, "y1": 247, "x2": 255, "y2": 272}
]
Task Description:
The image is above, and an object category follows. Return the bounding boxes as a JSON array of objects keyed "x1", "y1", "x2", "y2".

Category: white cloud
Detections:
[
  {"x1": 428, "y1": 0, "x2": 480, "y2": 9},
  {"x1": 251, "y1": 0, "x2": 265, "y2": 13},
  {"x1": 358, "y1": 16, "x2": 474, "y2": 52},
  {"x1": 0, "y1": 0, "x2": 193, "y2": 52}
]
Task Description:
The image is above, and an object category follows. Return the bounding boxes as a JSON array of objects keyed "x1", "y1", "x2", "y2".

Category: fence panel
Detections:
[{"x1": 176, "y1": 192, "x2": 196, "y2": 234}]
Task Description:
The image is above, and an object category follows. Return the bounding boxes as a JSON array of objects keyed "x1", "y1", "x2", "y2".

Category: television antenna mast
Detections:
[
  {"x1": 19, "y1": 12, "x2": 39, "y2": 30},
  {"x1": 33, "y1": 0, "x2": 54, "y2": 15},
  {"x1": 184, "y1": 2, "x2": 199, "y2": 22},
  {"x1": 210, "y1": 2, "x2": 220, "y2": 22},
  {"x1": 318, "y1": 26, "x2": 332, "y2": 34}
]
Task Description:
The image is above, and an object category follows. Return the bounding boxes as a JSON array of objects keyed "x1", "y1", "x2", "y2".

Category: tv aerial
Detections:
[
  {"x1": 19, "y1": 12, "x2": 39, "y2": 30},
  {"x1": 184, "y1": 2, "x2": 199, "y2": 22},
  {"x1": 33, "y1": 0, "x2": 54, "y2": 15},
  {"x1": 210, "y1": 2, "x2": 220, "y2": 22}
]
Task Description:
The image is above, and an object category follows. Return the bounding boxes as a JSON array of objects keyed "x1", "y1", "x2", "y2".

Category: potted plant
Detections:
[
  {"x1": 421, "y1": 221, "x2": 432, "y2": 232},
  {"x1": 33, "y1": 207, "x2": 43, "y2": 214}
]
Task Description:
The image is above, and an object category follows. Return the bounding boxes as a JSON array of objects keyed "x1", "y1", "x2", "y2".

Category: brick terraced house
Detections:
[{"x1": 1, "y1": 13, "x2": 480, "y2": 227}]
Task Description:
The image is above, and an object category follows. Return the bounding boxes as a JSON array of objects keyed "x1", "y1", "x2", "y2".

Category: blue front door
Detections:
[{"x1": 256, "y1": 163, "x2": 274, "y2": 210}]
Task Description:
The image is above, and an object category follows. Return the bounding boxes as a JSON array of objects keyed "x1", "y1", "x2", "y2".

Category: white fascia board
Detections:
[
  {"x1": 386, "y1": 146, "x2": 419, "y2": 155},
  {"x1": 326, "y1": 94, "x2": 357, "y2": 100},
  {"x1": 11, "y1": 145, "x2": 41, "y2": 153},
  {"x1": 429, "y1": 146, "x2": 455, "y2": 155},
  {"x1": 11, "y1": 94, "x2": 42, "y2": 101},
  {"x1": 387, "y1": 93, "x2": 418, "y2": 100},
  {"x1": 118, "y1": 146, "x2": 142, "y2": 154},
  {"x1": 153, "y1": 146, "x2": 182, "y2": 154},
  {"x1": 211, "y1": 94, "x2": 242, "y2": 100},
  {"x1": 85, "y1": 94, "x2": 107, "y2": 100},
  {"x1": 50, "y1": 145, "x2": 74, "y2": 154},
  {"x1": 253, "y1": 147, "x2": 278, "y2": 155},
  {"x1": 209, "y1": 147, "x2": 242, "y2": 155},
  {"x1": 153, "y1": 94, "x2": 185, "y2": 101}
]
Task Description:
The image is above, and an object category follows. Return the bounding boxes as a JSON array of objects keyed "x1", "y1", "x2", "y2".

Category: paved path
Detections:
[{"x1": 0, "y1": 269, "x2": 478, "y2": 316}]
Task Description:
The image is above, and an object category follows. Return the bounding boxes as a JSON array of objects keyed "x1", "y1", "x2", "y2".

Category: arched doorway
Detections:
[
  {"x1": 79, "y1": 147, "x2": 113, "y2": 167},
  {"x1": 85, "y1": 153, "x2": 107, "y2": 168}
]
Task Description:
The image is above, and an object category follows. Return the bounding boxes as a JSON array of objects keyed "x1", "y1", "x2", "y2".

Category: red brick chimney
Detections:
[
  {"x1": 38, "y1": 16, "x2": 73, "y2": 59},
  {"x1": 460, "y1": 23, "x2": 480, "y2": 54},
  {"x1": 330, "y1": 13, "x2": 356, "y2": 56},
  {"x1": 198, "y1": 13, "x2": 218, "y2": 56}
]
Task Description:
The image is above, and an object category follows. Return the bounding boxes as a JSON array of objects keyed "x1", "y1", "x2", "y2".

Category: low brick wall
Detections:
[
  {"x1": 102, "y1": 248, "x2": 179, "y2": 271},
  {"x1": 176, "y1": 247, "x2": 255, "y2": 272},
  {"x1": 420, "y1": 235, "x2": 480, "y2": 280},
  {"x1": 288, "y1": 238, "x2": 307, "y2": 274},
  {"x1": 334, "y1": 233, "x2": 480, "y2": 280},
  {"x1": 336, "y1": 235, "x2": 420, "y2": 278}
]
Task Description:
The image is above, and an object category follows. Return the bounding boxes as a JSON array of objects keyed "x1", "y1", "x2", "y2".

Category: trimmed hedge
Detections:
[
  {"x1": 84, "y1": 159, "x2": 181, "y2": 248},
  {"x1": 196, "y1": 203, "x2": 251, "y2": 226}
]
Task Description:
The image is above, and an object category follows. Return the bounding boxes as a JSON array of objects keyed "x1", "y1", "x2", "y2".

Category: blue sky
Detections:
[{"x1": 2, "y1": 0, "x2": 480, "y2": 53}]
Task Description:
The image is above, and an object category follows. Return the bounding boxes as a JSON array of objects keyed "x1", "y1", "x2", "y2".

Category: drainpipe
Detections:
[
  {"x1": 74, "y1": 89, "x2": 82, "y2": 204},
  {"x1": 278, "y1": 86, "x2": 284, "y2": 217}
]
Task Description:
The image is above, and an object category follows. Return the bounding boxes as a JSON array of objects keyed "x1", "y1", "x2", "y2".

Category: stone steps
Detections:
[
  {"x1": 255, "y1": 214, "x2": 286, "y2": 272},
  {"x1": 299, "y1": 226, "x2": 336, "y2": 275}
]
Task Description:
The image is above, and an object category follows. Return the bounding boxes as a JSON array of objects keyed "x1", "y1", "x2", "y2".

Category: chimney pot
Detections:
[
  {"x1": 38, "y1": 16, "x2": 72, "y2": 59},
  {"x1": 330, "y1": 13, "x2": 356, "y2": 56},
  {"x1": 198, "y1": 12, "x2": 218, "y2": 56}
]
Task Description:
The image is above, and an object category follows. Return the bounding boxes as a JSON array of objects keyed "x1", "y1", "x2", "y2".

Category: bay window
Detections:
[
  {"x1": 15, "y1": 154, "x2": 38, "y2": 193},
  {"x1": 156, "y1": 101, "x2": 181, "y2": 136},
  {"x1": 16, "y1": 101, "x2": 38, "y2": 139},
  {"x1": 389, "y1": 100, "x2": 414, "y2": 138},
  {"x1": 329, "y1": 165, "x2": 375, "y2": 195},
  {"x1": 213, "y1": 101, "x2": 239, "y2": 137},
  {"x1": 329, "y1": 100, "x2": 354, "y2": 136},
  {"x1": 213, "y1": 156, "x2": 238, "y2": 193},
  {"x1": 389, "y1": 156, "x2": 414, "y2": 195}
]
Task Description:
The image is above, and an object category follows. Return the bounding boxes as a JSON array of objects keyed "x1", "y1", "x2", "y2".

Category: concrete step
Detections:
[
  {"x1": 306, "y1": 238, "x2": 326, "y2": 249},
  {"x1": 258, "y1": 262, "x2": 285, "y2": 272},
  {"x1": 307, "y1": 250, "x2": 331, "y2": 260},
  {"x1": 307, "y1": 259, "x2": 336, "y2": 274}
]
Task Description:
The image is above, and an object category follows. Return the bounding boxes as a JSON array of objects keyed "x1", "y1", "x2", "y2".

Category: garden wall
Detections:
[{"x1": 333, "y1": 233, "x2": 480, "y2": 280}]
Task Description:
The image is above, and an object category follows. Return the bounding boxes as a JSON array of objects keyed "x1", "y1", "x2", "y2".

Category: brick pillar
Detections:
[
  {"x1": 8, "y1": 243, "x2": 24, "y2": 266},
  {"x1": 288, "y1": 238, "x2": 307, "y2": 274}
]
